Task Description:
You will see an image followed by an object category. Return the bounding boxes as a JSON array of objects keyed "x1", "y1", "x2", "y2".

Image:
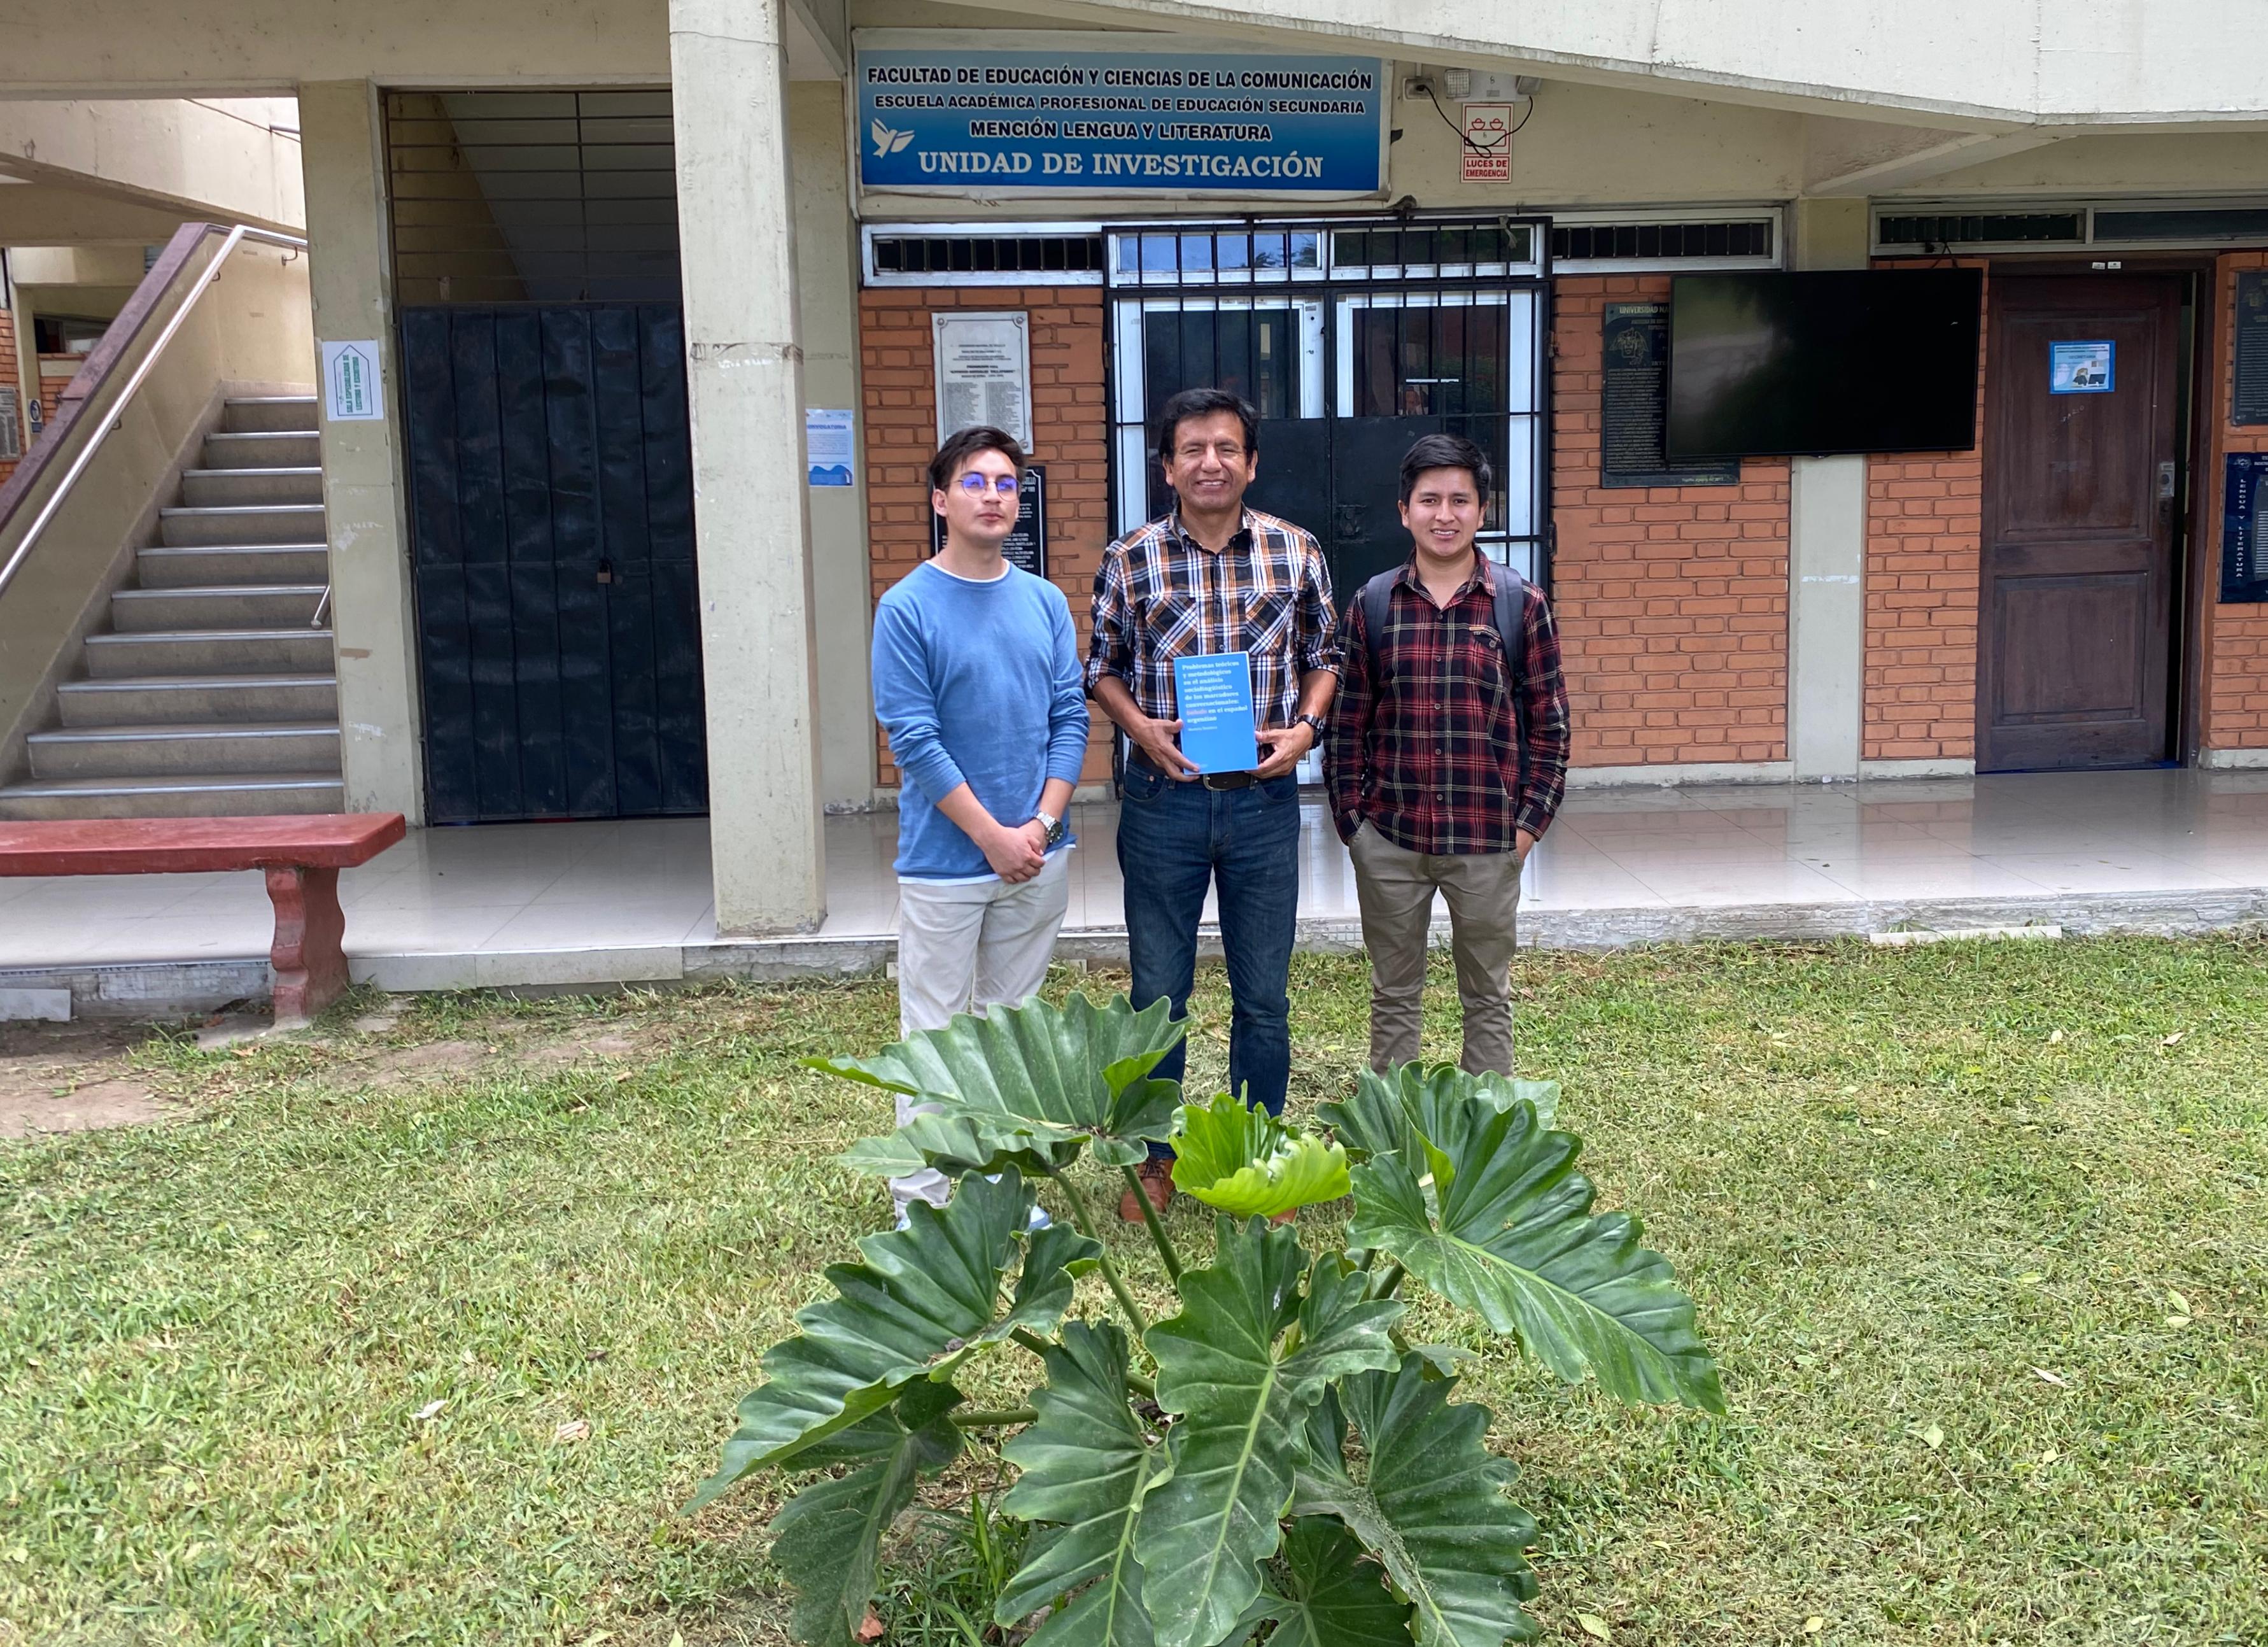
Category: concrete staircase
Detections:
[{"x1": 0, "y1": 395, "x2": 342, "y2": 819}]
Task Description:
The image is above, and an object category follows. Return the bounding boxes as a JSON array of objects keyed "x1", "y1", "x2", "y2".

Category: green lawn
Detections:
[{"x1": 2, "y1": 938, "x2": 2264, "y2": 1646}]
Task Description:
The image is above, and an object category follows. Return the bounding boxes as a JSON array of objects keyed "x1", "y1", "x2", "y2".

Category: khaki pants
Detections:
[
  {"x1": 1348, "y1": 821, "x2": 1523, "y2": 1076},
  {"x1": 889, "y1": 851, "x2": 1071, "y2": 1210}
]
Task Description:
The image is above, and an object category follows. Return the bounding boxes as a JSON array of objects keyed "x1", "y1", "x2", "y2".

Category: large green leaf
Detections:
[
  {"x1": 1346, "y1": 1102, "x2": 1722, "y2": 1413},
  {"x1": 1289, "y1": 1356, "x2": 1538, "y2": 1647},
  {"x1": 768, "y1": 1380, "x2": 966, "y2": 1647},
  {"x1": 1137, "y1": 1222, "x2": 1405, "y2": 1647},
  {"x1": 1171, "y1": 1091, "x2": 1350, "y2": 1218},
  {"x1": 687, "y1": 1171, "x2": 1099, "y2": 1509},
  {"x1": 1251, "y1": 1517, "x2": 1413, "y2": 1645},
  {"x1": 819, "y1": 994, "x2": 1186, "y2": 1175},
  {"x1": 997, "y1": 1320, "x2": 1166, "y2": 1646},
  {"x1": 1318, "y1": 1064, "x2": 1559, "y2": 1163}
]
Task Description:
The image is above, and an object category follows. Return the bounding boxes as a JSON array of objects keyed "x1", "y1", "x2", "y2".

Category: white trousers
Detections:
[{"x1": 889, "y1": 850, "x2": 1071, "y2": 1210}]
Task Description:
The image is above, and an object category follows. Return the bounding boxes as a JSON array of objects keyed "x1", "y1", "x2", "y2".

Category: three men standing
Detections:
[
  {"x1": 870, "y1": 426, "x2": 1088, "y2": 1218},
  {"x1": 1325, "y1": 433, "x2": 1570, "y2": 1077},
  {"x1": 1087, "y1": 389, "x2": 1339, "y2": 1220},
  {"x1": 871, "y1": 410, "x2": 1569, "y2": 1225}
]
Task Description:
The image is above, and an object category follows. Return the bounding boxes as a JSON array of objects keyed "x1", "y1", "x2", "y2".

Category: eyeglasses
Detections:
[{"x1": 954, "y1": 473, "x2": 1022, "y2": 497}]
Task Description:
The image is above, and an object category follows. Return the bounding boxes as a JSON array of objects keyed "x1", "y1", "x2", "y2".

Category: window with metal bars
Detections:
[
  {"x1": 384, "y1": 89, "x2": 680, "y2": 306},
  {"x1": 1550, "y1": 218, "x2": 1776, "y2": 265},
  {"x1": 867, "y1": 232, "x2": 1105, "y2": 283},
  {"x1": 1875, "y1": 211, "x2": 2083, "y2": 249},
  {"x1": 1104, "y1": 216, "x2": 1550, "y2": 590}
]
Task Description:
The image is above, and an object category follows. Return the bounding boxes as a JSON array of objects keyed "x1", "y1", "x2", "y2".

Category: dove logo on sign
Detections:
[{"x1": 871, "y1": 120, "x2": 915, "y2": 160}]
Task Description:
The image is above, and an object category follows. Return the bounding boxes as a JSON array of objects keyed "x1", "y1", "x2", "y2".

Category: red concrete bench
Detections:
[{"x1": 0, "y1": 813, "x2": 406, "y2": 1024}]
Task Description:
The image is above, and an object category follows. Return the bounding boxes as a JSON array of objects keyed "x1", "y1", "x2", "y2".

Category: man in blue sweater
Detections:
[{"x1": 870, "y1": 425, "x2": 1090, "y2": 1219}]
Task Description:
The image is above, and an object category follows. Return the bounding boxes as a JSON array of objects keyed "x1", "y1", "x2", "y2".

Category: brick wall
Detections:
[
  {"x1": 0, "y1": 308, "x2": 18, "y2": 486},
  {"x1": 1863, "y1": 258, "x2": 1988, "y2": 764},
  {"x1": 860, "y1": 286, "x2": 1116, "y2": 789},
  {"x1": 2201, "y1": 250, "x2": 2268, "y2": 754},
  {"x1": 1550, "y1": 274, "x2": 1789, "y2": 768}
]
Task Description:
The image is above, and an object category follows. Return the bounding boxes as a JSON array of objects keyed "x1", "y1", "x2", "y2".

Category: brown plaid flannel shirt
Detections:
[{"x1": 1085, "y1": 507, "x2": 1339, "y2": 732}]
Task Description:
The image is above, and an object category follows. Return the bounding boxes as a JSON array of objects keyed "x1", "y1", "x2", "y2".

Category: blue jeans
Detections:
[{"x1": 1116, "y1": 762, "x2": 1302, "y2": 1154}]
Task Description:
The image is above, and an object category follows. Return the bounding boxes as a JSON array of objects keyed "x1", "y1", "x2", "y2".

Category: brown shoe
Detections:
[{"x1": 1118, "y1": 1159, "x2": 1174, "y2": 1222}]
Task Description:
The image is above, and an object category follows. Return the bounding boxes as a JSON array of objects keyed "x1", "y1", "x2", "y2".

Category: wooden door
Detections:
[{"x1": 1978, "y1": 274, "x2": 2183, "y2": 771}]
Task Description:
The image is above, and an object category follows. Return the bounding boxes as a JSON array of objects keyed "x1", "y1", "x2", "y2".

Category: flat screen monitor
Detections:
[{"x1": 1664, "y1": 269, "x2": 1982, "y2": 460}]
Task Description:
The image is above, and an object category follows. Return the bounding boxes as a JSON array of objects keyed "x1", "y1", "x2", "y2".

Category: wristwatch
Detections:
[
  {"x1": 1293, "y1": 712, "x2": 1326, "y2": 738},
  {"x1": 1036, "y1": 809, "x2": 1066, "y2": 846}
]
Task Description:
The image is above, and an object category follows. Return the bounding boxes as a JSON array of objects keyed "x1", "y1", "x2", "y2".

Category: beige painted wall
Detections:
[
  {"x1": 0, "y1": 97, "x2": 305, "y2": 234},
  {"x1": 790, "y1": 80, "x2": 879, "y2": 807},
  {"x1": 299, "y1": 80, "x2": 426, "y2": 824},
  {"x1": 0, "y1": 235, "x2": 312, "y2": 777},
  {"x1": 5, "y1": 0, "x2": 2268, "y2": 132},
  {"x1": 1914, "y1": 132, "x2": 2268, "y2": 197}
]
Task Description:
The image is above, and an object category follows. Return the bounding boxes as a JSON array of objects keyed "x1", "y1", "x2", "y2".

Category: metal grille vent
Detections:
[
  {"x1": 866, "y1": 231, "x2": 1105, "y2": 285},
  {"x1": 1875, "y1": 211, "x2": 2083, "y2": 248},
  {"x1": 1551, "y1": 219, "x2": 1775, "y2": 264},
  {"x1": 385, "y1": 89, "x2": 680, "y2": 306},
  {"x1": 2094, "y1": 206, "x2": 2268, "y2": 243}
]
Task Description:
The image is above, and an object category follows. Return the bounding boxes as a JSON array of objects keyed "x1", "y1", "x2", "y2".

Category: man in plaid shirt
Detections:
[
  {"x1": 1325, "y1": 432, "x2": 1570, "y2": 1077},
  {"x1": 1088, "y1": 388, "x2": 1339, "y2": 1220}
]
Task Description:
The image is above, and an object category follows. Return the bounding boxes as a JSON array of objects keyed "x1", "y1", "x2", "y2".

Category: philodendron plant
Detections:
[{"x1": 690, "y1": 994, "x2": 1723, "y2": 1646}]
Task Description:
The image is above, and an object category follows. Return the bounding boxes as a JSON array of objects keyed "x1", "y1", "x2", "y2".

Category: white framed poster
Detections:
[
  {"x1": 321, "y1": 340, "x2": 384, "y2": 421},
  {"x1": 805, "y1": 407, "x2": 856, "y2": 486},
  {"x1": 932, "y1": 311, "x2": 1031, "y2": 449}
]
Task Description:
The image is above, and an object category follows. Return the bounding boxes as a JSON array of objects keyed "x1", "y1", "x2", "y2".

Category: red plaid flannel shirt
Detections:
[{"x1": 1325, "y1": 553, "x2": 1570, "y2": 854}]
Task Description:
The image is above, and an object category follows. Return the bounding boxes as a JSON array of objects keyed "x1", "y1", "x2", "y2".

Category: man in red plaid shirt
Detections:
[{"x1": 1325, "y1": 432, "x2": 1570, "y2": 1076}]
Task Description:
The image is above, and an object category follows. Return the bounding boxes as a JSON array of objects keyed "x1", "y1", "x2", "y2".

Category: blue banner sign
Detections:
[{"x1": 855, "y1": 34, "x2": 1386, "y2": 197}]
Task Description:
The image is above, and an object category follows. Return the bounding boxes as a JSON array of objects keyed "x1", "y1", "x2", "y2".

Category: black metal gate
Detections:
[
  {"x1": 1104, "y1": 216, "x2": 1551, "y2": 598},
  {"x1": 400, "y1": 303, "x2": 706, "y2": 823},
  {"x1": 385, "y1": 89, "x2": 704, "y2": 824}
]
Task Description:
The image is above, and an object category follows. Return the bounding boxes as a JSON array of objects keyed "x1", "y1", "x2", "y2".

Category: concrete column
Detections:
[
  {"x1": 670, "y1": 0, "x2": 827, "y2": 933},
  {"x1": 1786, "y1": 197, "x2": 1871, "y2": 781},
  {"x1": 299, "y1": 80, "x2": 425, "y2": 823},
  {"x1": 791, "y1": 79, "x2": 877, "y2": 809}
]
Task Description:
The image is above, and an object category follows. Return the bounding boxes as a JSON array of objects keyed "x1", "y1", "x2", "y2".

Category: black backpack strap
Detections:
[
  {"x1": 1356, "y1": 570, "x2": 1399, "y2": 680},
  {"x1": 1491, "y1": 565, "x2": 1531, "y2": 751}
]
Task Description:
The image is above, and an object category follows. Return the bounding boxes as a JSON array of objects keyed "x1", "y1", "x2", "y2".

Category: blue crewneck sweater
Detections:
[{"x1": 871, "y1": 560, "x2": 1089, "y2": 881}]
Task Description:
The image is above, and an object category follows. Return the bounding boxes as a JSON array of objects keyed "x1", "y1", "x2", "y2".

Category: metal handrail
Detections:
[{"x1": 0, "y1": 223, "x2": 311, "y2": 605}]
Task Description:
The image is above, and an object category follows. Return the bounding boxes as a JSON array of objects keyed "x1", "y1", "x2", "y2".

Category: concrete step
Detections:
[
  {"x1": 26, "y1": 721, "x2": 341, "y2": 779},
  {"x1": 84, "y1": 628, "x2": 335, "y2": 677},
  {"x1": 159, "y1": 504, "x2": 326, "y2": 547},
  {"x1": 219, "y1": 396, "x2": 319, "y2": 434},
  {"x1": 0, "y1": 772, "x2": 345, "y2": 821},
  {"x1": 136, "y1": 544, "x2": 330, "y2": 588},
  {"x1": 203, "y1": 430, "x2": 320, "y2": 469},
  {"x1": 59, "y1": 673, "x2": 338, "y2": 726},
  {"x1": 181, "y1": 467, "x2": 325, "y2": 508},
  {"x1": 111, "y1": 584, "x2": 325, "y2": 632}
]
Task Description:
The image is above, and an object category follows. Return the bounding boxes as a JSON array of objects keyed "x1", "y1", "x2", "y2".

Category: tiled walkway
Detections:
[{"x1": 4, "y1": 769, "x2": 2267, "y2": 994}]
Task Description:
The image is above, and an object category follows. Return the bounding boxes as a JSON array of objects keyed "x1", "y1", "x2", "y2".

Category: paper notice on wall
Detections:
[
  {"x1": 321, "y1": 341, "x2": 384, "y2": 421},
  {"x1": 1460, "y1": 104, "x2": 1515, "y2": 182},
  {"x1": 806, "y1": 408, "x2": 856, "y2": 486},
  {"x1": 932, "y1": 311, "x2": 1031, "y2": 449}
]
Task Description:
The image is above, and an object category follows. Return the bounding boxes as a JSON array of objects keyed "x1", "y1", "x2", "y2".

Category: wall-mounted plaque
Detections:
[
  {"x1": 931, "y1": 463, "x2": 1047, "y2": 579},
  {"x1": 2223, "y1": 453, "x2": 2268, "y2": 604},
  {"x1": 2234, "y1": 272, "x2": 2268, "y2": 427},
  {"x1": 933, "y1": 311, "x2": 1031, "y2": 449},
  {"x1": 1600, "y1": 302, "x2": 1737, "y2": 490}
]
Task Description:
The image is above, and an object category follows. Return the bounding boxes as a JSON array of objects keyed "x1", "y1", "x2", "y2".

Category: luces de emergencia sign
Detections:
[{"x1": 855, "y1": 31, "x2": 1387, "y2": 198}]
